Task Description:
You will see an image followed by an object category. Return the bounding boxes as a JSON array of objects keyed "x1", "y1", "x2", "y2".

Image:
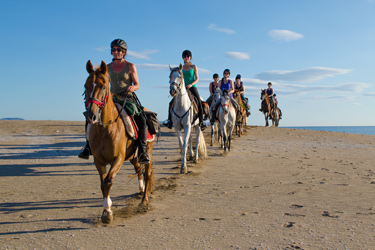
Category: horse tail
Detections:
[{"x1": 198, "y1": 130, "x2": 207, "y2": 159}]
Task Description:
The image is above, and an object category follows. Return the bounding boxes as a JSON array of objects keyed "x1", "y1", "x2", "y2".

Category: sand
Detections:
[{"x1": 1, "y1": 120, "x2": 374, "y2": 249}]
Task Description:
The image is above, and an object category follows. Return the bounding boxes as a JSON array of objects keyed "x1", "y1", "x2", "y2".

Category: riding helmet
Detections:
[
  {"x1": 182, "y1": 50, "x2": 192, "y2": 58},
  {"x1": 110, "y1": 39, "x2": 127, "y2": 50},
  {"x1": 224, "y1": 69, "x2": 230, "y2": 74},
  {"x1": 213, "y1": 73, "x2": 219, "y2": 78},
  {"x1": 268, "y1": 82, "x2": 272, "y2": 86},
  {"x1": 236, "y1": 74, "x2": 241, "y2": 79}
]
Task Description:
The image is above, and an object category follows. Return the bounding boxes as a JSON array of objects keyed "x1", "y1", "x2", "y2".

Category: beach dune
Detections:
[{"x1": 0, "y1": 120, "x2": 374, "y2": 249}]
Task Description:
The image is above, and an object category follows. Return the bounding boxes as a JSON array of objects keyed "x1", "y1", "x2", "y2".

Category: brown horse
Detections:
[
  {"x1": 85, "y1": 60, "x2": 155, "y2": 223},
  {"x1": 260, "y1": 89, "x2": 273, "y2": 127},
  {"x1": 233, "y1": 89, "x2": 246, "y2": 136},
  {"x1": 260, "y1": 89, "x2": 280, "y2": 127}
]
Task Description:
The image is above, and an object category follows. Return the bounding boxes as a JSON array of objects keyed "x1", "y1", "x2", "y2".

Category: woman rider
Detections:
[
  {"x1": 205, "y1": 73, "x2": 220, "y2": 106},
  {"x1": 210, "y1": 69, "x2": 239, "y2": 124},
  {"x1": 234, "y1": 74, "x2": 250, "y2": 116},
  {"x1": 166, "y1": 50, "x2": 206, "y2": 130},
  {"x1": 78, "y1": 39, "x2": 150, "y2": 164}
]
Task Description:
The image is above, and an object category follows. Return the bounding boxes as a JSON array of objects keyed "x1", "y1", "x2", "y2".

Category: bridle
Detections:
[
  {"x1": 85, "y1": 73, "x2": 120, "y2": 126},
  {"x1": 169, "y1": 68, "x2": 187, "y2": 97}
]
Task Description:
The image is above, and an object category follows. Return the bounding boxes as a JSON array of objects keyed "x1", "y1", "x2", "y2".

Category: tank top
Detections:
[
  {"x1": 266, "y1": 88, "x2": 273, "y2": 96},
  {"x1": 108, "y1": 62, "x2": 132, "y2": 94},
  {"x1": 210, "y1": 82, "x2": 219, "y2": 94},
  {"x1": 220, "y1": 79, "x2": 231, "y2": 91},
  {"x1": 182, "y1": 68, "x2": 196, "y2": 88},
  {"x1": 235, "y1": 82, "x2": 244, "y2": 92}
]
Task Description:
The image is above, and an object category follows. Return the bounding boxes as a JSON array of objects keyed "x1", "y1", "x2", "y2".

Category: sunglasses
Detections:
[
  {"x1": 111, "y1": 48, "x2": 122, "y2": 52},
  {"x1": 224, "y1": 72, "x2": 230, "y2": 75},
  {"x1": 182, "y1": 55, "x2": 190, "y2": 58}
]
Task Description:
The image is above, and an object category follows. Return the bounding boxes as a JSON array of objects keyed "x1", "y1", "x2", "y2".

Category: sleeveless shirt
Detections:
[
  {"x1": 182, "y1": 68, "x2": 196, "y2": 88},
  {"x1": 235, "y1": 82, "x2": 244, "y2": 92},
  {"x1": 210, "y1": 82, "x2": 219, "y2": 94},
  {"x1": 108, "y1": 62, "x2": 132, "y2": 94},
  {"x1": 220, "y1": 79, "x2": 231, "y2": 91},
  {"x1": 266, "y1": 88, "x2": 273, "y2": 96}
]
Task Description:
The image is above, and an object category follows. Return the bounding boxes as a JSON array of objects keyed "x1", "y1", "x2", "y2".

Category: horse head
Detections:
[
  {"x1": 220, "y1": 89, "x2": 230, "y2": 115},
  {"x1": 85, "y1": 60, "x2": 110, "y2": 124},
  {"x1": 260, "y1": 89, "x2": 267, "y2": 101},
  {"x1": 169, "y1": 64, "x2": 184, "y2": 97}
]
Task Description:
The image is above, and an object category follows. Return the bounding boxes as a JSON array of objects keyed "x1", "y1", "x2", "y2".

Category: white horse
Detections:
[
  {"x1": 169, "y1": 64, "x2": 207, "y2": 174},
  {"x1": 218, "y1": 90, "x2": 236, "y2": 152},
  {"x1": 210, "y1": 88, "x2": 222, "y2": 146}
]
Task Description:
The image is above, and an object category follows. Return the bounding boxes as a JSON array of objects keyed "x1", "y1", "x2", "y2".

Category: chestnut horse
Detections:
[
  {"x1": 85, "y1": 60, "x2": 155, "y2": 223},
  {"x1": 260, "y1": 89, "x2": 279, "y2": 127},
  {"x1": 233, "y1": 89, "x2": 246, "y2": 137}
]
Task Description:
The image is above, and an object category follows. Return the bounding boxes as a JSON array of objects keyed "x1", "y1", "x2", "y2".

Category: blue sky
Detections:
[{"x1": 1, "y1": 0, "x2": 374, "y2": 126}]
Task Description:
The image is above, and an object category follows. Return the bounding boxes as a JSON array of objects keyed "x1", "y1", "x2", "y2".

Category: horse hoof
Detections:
[
  {"x1": 101, "y1": 210, "x2": 113, "y2": 224},
  {"x1": 193, "y1": 159, "x2": 199, "y2": 164},
  {"x1": 180, "y1": 167, "x2": 187, "y2": 174}
]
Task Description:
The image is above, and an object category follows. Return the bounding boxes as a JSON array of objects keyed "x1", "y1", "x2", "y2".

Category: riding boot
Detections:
[
  {"x1": 78, "y1": 140, "x2": 91, "y2": 160},
  {"x1": 166, "y1": 99, "x2": 173, "y2": 129},
  {"x1": 138, "y1": 128, "x2": 150, "y2": 164}
]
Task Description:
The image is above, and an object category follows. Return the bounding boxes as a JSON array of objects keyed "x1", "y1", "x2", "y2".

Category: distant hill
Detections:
[{"x1": 0, "y1": 118, "x2": 25, "y2": 120}]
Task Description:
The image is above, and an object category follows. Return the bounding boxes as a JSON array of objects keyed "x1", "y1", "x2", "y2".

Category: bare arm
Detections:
[
  {"x1": 127, "y1": 62, "x2": 140, "y2": 92},
  {"x1": 186, "y1": 65, "x2": 199, "y2": 89},
  {"x1": 229, "y1": 80, "x2": 235, "y2": 94}
]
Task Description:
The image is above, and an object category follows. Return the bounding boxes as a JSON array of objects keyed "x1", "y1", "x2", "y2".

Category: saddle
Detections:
[
  {"x1": 115, "y1": 103, "x2": 156, "y2": 142},
  {"x1": 186, "y1": 89, "x2": 209, "y2": 120}
]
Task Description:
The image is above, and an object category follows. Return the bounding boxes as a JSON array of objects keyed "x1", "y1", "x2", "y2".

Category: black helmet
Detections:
[
  {"x1": 224, "y1": 69, "x2": 230, "y2": 74},
  {"x1": 110, "y1": 39, "x2": 127, "y2": 50},
  {"x1": 182, "y1": 50, "x2": 192, "y2": 58},
  {"x1": 268, "y1": 82, "x2": 272, "y2": 86},
  {"x1": 213, "y1": 73, "x2": 219, "y2": 78},
  {"x1": 236, "y1": 74, "x2": 241, "y2": 79}
]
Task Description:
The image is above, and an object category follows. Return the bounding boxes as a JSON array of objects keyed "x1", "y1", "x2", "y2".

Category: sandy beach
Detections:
[{"x1": 1, "y1": 120, "x2": 374, "y2": 249}]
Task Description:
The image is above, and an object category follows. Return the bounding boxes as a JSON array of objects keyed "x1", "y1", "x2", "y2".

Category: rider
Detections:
[
  {"x1": 205, "y1": 73, "x2": 220, "y2": 106},
  {"x1": 210, "y1": 69, "x2": 240, "y2": 124},
  {"x1": 273, "y1": 93, "x2": 283, "y2": 119},
  {"x1": 260, "y1": 82, "x2": 274, "y2": 112},
  {"x1": 78, "y1": 39, "x2": 150, "y2": 164},
  {"x1": 234, "y1": 74, "x2": 251, "y2": 117},
  {"x1": 166, "y1": 50, "x2": 206, "y2": 130}
]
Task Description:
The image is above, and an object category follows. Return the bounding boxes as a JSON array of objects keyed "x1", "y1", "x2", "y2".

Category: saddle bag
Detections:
[{"x1": 144, "y1": 111, "x2": 160, "y2": 135}]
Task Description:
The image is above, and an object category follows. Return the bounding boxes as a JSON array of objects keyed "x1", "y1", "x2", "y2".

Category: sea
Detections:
[{"x1": 283, "y1": 126, "x2": 375, "y2": 136}]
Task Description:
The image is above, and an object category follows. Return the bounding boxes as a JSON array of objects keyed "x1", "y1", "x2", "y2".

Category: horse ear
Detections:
[
  {"x1": 100, "y1": 60, "x2": 107, "y2": 74},
  {"x1": 86, "y1": 60, "x2": 94, "y2": 74},
  {"x1": 169, "y1": 65, "x2": 173, "y2": 71},
  {"x1": 179, "y1": 63, "x2": 183, "y2": 70}
]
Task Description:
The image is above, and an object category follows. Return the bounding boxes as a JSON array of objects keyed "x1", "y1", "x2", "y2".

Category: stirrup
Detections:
[
  {"x1": 138, "y1": 152, "x2": 150, "y2": 164},
  {"x1": 78, "y1": 146, "x2": 90, "y2": 160}
]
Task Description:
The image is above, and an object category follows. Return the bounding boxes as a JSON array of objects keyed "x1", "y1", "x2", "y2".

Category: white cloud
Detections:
[
  {"x1": 94, "y1": 46, "x2": 107, "y2": 52},
  {"x1": 136, "y1": 64, "x2": 211, "y2": 74},
  {"x1": 208, "y1": 24, "x2": 235, "y2": 34},
  {"x1": 225, "y1": 52, "x2": 250, "y2": 60},
  {"x1": 255, "y1": 67, "x2": 352, "y2": 82},
  {"x1": 127, "y1": 50, "x2": 159, "y2": 60},
  {"x1": 136, "y1": 63, "x2": 169, "y2": 71},
  {"x1": 268, "y1": 29, "x2": 304, "y2": 41}
]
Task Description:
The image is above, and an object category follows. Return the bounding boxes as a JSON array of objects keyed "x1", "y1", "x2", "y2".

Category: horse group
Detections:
[{"x1": 82, "y1": 61, "x2": 281, "y2": 223}]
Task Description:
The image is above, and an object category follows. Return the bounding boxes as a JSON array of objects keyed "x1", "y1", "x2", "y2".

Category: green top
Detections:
[
  {"x1": 183, "y1": 68, "x2": 196, "y2": 88},
  {"x1": 108, "y1": 62, "x2": 132, "y2": 94}
]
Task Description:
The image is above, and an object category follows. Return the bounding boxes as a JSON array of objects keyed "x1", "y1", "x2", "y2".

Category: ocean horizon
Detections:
[{"x1": 283, "y1": 126, "x2": 375, "y2": 136}]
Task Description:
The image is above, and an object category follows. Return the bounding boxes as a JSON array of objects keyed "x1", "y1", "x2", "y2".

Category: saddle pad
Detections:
[{"x1": 115, "y1": 103, "x2": 155, "y2": 141}]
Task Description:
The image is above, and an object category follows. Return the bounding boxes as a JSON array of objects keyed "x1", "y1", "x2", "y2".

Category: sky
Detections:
[{"x1": 0, "y1": 0, "x2": 374, "y2": 126}]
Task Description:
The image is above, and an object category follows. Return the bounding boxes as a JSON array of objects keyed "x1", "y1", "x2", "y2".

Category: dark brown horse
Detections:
[
  {"x1": 260, "y1": 89, "x2": 273, "y2": 127},
  {"x1": 260, "y1": 89, "x2": 280, "y2": 127},
  {"x1": 85, "y1": 60, "x2": 155, "y2": 223},
  {"x1": 233, "y1": 89, "x2": 246, "y2": 136}
]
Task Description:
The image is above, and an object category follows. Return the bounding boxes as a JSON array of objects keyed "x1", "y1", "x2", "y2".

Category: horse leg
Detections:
[
  {"x1": 265, "y1": 113, "x2": 269, "y2": 127},
  {"x1": 181, "y1": 125, "x2": 191, "y2": 174},
  {"x1": 210, "y1": 124, "x2": 215, "y2": 146},
  {"x1": 222, "y1": 124, "x2": 227, "y2": 152},
  {"x1": 193, "y1": 127, "x2": 200, "y2": 163},
  {"x1": 99, "y1": 156, "x2": 124, "y2": 223}
]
